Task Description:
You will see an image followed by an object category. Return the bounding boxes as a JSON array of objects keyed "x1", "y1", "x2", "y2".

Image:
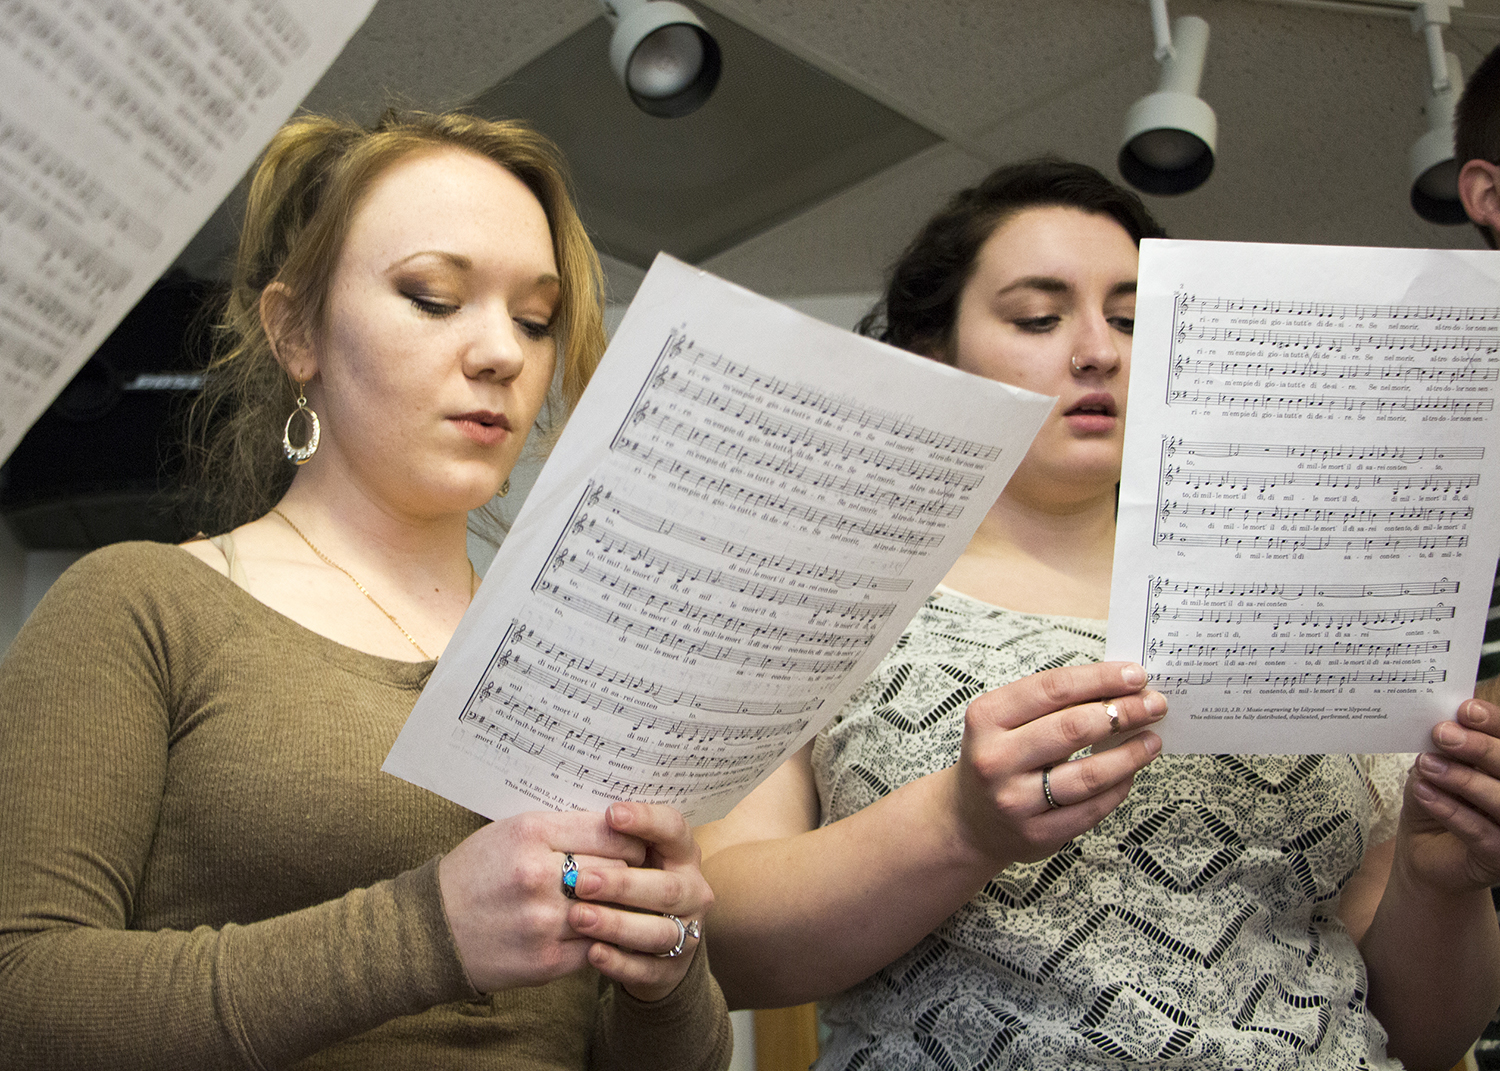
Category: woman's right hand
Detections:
[
  {"x1": 953, "y1": 660, "x2": 1166, "y2": 868},
  {"x1": 438, "y1": 810, "x2": 648, "y2": 993}
]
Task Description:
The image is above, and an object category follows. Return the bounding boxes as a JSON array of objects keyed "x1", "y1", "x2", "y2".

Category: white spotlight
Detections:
[
  {"x1": 600, "y1": 0, "x2": 721, "y2": 118},
  {"x1": 1409, "y1": 1, "x2": 1466, "y2": 224},
  {"x1": 1119, "y1": 2, "x2": 1216, "y2": 196}
]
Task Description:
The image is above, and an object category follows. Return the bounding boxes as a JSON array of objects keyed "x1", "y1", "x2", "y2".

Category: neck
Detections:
[
  {"x1": 275, "y1": 477, "x2": 473, "y2": 578},
  {"x1": 942, "y1": 480, "x2": 1118, "y2": 619}
]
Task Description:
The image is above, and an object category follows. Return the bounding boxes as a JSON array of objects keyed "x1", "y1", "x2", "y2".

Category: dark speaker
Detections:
[{"x1": 1, "y1": 272, "x2": 220, "y2": 550}]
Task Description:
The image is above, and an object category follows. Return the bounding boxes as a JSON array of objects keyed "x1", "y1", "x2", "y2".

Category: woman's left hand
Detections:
[
  {"x1": 1399, "y1": 696, "x2": 1500, "y2": 893},
  {"x1": 564, "y1": 802, "x2": 712, "y2": 1002}
]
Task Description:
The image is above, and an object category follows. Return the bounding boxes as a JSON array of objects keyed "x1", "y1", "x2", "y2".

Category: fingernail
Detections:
[
  {"x1": 607, "y1": 803, "x2": 626, "y2": 825},
  {"x1": 1143, "y1": 733, "x2": 1162, "y2": 757},
  {"x1": 577, "y1": 872, "x2": 602, "y2": 897},
  {"x1": 1418, "y1": 752, "x2": 1451, "y2": 776},
  {"x1": 1412, "y1": 779, "x2": 1439, "y2": 804},
  {"x1": 1144, "y1": 692, "x2": 1168, "y2": 717},
  {"x1": 1121, "y1": 664, "x2": 1146, "y2": 687},
  {"x1": 573, "y1": 904, "x2": 598, "y2": 927},
  {"x1": 1460, "y1": 702, "x2": 1487, "y2": 727},
  {"x1": 1434, "y1": 722, "x2": 1464, "y2": 748}
]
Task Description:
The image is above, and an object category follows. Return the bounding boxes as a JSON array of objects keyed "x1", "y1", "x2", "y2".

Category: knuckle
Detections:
[
  {"x1": 1057, "y1": 707, "x2": 1091, "y2": 745},
  {"x1": 515, "y1": 856, "x2": 554, "y2": 894},
  {"x1": 1036, "y1": 669, "x2": 1074, "y2": 708}
]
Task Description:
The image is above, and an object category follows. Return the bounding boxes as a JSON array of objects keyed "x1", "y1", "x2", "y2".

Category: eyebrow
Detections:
[
  {"x1": 996, "y1": 275, "x2": 1137, "y2": 298},
  {"x1": 388, "y1": 250, "x2": 561, "y2": 289}
]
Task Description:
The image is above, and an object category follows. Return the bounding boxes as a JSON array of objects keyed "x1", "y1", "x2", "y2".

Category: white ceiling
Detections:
[{"x1": 175, "y1": 0, "x2": 1500, "y2": 304}]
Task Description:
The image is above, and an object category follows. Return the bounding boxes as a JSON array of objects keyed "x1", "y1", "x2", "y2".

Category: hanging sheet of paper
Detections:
[
  {"x1": 384, "y1": 255, "x2": 1053, "y2": 823},
  {"x1": 0, "y1": 0, "x2": 378, "y2": 465},
  {"x1": 1106, "y1": 239, "x2": 1500, "y2": 754}
]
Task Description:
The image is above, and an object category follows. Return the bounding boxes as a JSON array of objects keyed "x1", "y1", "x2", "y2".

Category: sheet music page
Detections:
[
  {"x1": 0, "y1": 0, "x2": 377, "y2": 464},
  {"x1": 384, "y1": 255, "x2": 1054, "y2": 823},
  {"x1": 1107, "y1": 239, "x2": 1500, "y2": 754}
]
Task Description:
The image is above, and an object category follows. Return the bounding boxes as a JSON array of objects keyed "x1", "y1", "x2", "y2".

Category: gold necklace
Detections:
[{"x1": 271, "y1": 508, "x2": 477, "y2": 660}]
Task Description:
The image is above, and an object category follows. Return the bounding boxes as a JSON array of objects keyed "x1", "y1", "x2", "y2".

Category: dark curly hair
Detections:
[{"x1": 857, "y1": 158, "x2": 1165, "y2": 361}]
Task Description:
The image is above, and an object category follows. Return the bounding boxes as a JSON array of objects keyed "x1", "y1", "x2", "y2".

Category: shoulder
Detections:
[
  {"x1": 17, "y1": 542, "x2": 236, "y2": 658},
  {"x1": 43, "y1": 541, "x2": 223, "y2": 612}
]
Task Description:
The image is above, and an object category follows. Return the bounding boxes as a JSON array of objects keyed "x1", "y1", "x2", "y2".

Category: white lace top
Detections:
[{"x1": 811, "y1": 586, "x2": 1411, "y2": 1070}]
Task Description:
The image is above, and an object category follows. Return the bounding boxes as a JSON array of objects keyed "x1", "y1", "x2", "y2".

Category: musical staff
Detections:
[
  {"x1": 550, "y1": 542, "x2": 894, "y2": 624},
  {"x1": 1161, "y1": 466, "x2": 1478, "y2": 494},
  {"x1": 1154, "y1": 669, "x2": 1448, "y2": 688},
  {"x1": 592, "y1": 486, "x2": 914, "y2": 591},
  {"x1": 1171, "y1": 354, "x2": 1498, "y2": 383},
  {"x1": 612, "y1": 436, "x2": 946, "y2": 548},
  {"x1": 493, "y1": 641, "x2": 822, "y2": 716},
  {"x1": 537, "y1": 578, "x2": 877, "y2": 652},
  {"x1": 1148, "y1": 639, "x2": 1450, "y2": 659},
  {"x1": 477, "y1": 644, "x2": 811, "y2": 743},
  {"x1": 1148, "y1": 577, "x2": 1460, "y2": 600},
  {"x1": 646, "y1": 370, "x2": 988, "y2": 487},
  {"x1": 1166, "y1": 389, "x2": 1493, "y2": 415},
  {"x1": 629, "y1": 403, "x2": 963, "y2": 516},
  {"x1": 1161, "y1": 438, "x2": 1485, "y2": 462},
  {"x1": 673, "y1": 341, "x2": 1003, "y2": 459},
  {"x1": 1175, "y1": 323, "x2": 1500, "y2": 354},
  {"x1": 458, "y1": 709, "x2": 761, "y2": 800},
  {"x1": 1155, "y1": 532, "x2": 1468, "y2": 553},
  {"x1": 511, "y1": 621, "x2": 856, "y2": 678},
  {"x1": 1157, "y1": 501, "x2": 1472, "y2": 526},
  {"x1": 1175, "y1": 293, "x2": 1500, "y2": 323},
  {"x1": 1151, "y1": 604, "x2": 1455, "y2": 628}
]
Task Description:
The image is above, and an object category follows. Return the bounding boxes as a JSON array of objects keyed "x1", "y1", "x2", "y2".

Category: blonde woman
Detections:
[{"x1": 0, "y1": 112, "x2": 729, "y2": 1070}]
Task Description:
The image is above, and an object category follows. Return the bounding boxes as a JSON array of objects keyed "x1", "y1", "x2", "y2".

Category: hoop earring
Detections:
[
  {"x1": 498, "y1": 478, "x2": 511, "y2": 498},
  {"x1": 282, "y1": 383, "x2": 321, "y2": 465}
]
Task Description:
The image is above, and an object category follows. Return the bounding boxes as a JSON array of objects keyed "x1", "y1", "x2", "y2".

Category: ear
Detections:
[
  {"x1": 259, "y1": 282, "x2": 317, "y2": 382},
  {"x1": 1458, "y1": 159, "x2": 1500, "y2": 239}
]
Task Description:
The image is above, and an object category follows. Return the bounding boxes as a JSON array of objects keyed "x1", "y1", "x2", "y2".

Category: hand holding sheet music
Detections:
[
  {"x1": 384, "y1": 256, "x2": 1054, "y2": 822},
  {"x1": 1107, "y1": 239, "x2": 1500, "y2": 753}
]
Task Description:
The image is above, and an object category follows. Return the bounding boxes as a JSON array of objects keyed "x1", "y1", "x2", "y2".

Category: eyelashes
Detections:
[{"x1": 405, "y1": 293, "x2": 555, "y2": 340}]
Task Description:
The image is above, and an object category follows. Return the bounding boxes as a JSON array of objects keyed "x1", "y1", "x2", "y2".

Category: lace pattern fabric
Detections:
[{"x1": 810, "y1": 586, "x2": 1410, "y2": 1070}]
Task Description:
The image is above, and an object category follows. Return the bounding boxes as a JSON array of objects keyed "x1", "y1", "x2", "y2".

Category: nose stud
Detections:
[{"x1": 1071, "y1": 355, "x2": 1087, "y2": 375}]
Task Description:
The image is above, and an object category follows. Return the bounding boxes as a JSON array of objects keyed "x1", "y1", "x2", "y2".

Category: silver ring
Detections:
[
  {"x1": 1041, "y1": 766, "x2": 1060, "y2": 810},
  {"x1": 656, "y1": 914, "x2": 689, "y2": 958},
  {"x1": 1106, "y1": 702, "x2": 1121, "y2": 735},
  {"x1": 561, "y1": 853, "x2": 579, "y2": 899},
  {"x1": 1070, "y1": 355, "x2": 1084, "y2": 375}
]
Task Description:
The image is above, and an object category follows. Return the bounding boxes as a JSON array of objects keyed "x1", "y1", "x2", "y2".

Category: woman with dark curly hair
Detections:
[{"x1": 699, "y1": 159, "x2": 1500, "y2": 1071}]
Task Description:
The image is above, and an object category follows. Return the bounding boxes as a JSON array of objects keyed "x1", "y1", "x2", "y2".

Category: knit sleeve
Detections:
[
  {"x1": 589, "y1": 940, "x2": 733, "y2": 1071},
  {"x1": 0, "y1": 547, "x2": 475, "y2": 1070}
]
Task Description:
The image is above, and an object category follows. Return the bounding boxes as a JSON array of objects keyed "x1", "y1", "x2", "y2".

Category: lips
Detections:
[
  {"x1": 450, "y1": 410, "x2": 512, "y2": 446},
  {"x1": 1062, "y1": 393, "x2": 1118, "y2": 433}
]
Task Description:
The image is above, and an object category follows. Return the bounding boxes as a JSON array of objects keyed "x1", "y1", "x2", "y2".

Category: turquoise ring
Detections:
[{"x1": 561, "y1": 853, "x2": 579, "y2": 899}]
